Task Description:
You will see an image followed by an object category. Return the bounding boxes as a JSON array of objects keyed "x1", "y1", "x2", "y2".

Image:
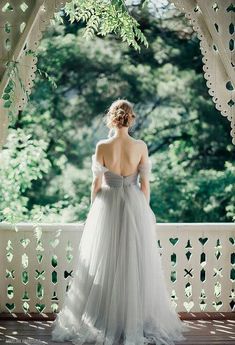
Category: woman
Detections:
[{"x1": 51, "y1": 99, "x2": 188, "y2": 345}]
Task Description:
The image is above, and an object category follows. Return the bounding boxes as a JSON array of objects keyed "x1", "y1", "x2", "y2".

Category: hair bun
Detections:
[
  {"x1": 116, "y1": 108, "x2": 126, "y2": 120},
  {"x1": 106, "y1": 99, "x2": 136, "y2": 129}
]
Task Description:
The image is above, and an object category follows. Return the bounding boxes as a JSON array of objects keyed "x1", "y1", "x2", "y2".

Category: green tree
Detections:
[{"x1": 1, "y1": 3, "x2": 234, "y2": 222}]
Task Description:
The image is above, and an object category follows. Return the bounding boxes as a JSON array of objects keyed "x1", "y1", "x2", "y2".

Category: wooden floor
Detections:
[{"x1": 0, "y1": 319, "x2": 235, "y2": 345}]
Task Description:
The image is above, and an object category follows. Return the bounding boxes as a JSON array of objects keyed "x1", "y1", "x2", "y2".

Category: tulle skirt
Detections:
[{"x1": 51, "y1": 183, "x2": 188, "y2": 345}]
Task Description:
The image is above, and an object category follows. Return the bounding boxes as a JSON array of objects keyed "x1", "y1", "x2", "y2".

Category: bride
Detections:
[{"x1": 51, "y1": 99, "x2": 188, "y2": 345}]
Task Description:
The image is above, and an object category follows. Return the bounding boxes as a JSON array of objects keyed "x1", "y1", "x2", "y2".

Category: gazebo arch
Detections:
[
  {"x1": 0, "y1": 0, "x2": 234, "y2": 148},
  {"x1": 0, "y1": 0, "x2": 70, "y2": 148},
  {"x1": 171, "y1": 0, "x2": 235, "y2": 143}
]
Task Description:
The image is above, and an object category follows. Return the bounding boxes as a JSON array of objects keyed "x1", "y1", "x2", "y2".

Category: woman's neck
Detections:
[{"x1": 113, "y1": 127, "x2": 129, "y2": 138}]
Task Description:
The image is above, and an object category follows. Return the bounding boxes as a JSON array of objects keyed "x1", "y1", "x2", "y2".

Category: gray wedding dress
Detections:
[{"x1": 51, "y1": 154, "x2": 188, "y2": 345}]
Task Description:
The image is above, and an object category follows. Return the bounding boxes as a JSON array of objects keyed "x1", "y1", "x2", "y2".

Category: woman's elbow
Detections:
[
  {"x1": 92, "y1": 179, "x2": 101, "y2": 193},
  {"x1": 140, "y1": 181, "x2": 150, "y2": 193}
]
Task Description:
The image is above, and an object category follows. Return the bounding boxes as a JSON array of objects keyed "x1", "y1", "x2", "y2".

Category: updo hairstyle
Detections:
[{"x1": 105, "y1": 99, "x2": 136, "y2": 129}]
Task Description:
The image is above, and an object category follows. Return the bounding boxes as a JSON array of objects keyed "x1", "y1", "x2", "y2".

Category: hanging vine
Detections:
[{"x1": 63, "y1": 0, "x2": 149, "y2": 51}]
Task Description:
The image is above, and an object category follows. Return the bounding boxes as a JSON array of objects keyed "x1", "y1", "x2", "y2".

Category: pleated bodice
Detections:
[
  {"x1": 91, "y1": 154, "x2": 152, "y2": 189},
  {"x1": 103, "y1": 171, "x2": 138, "y2": 188}
]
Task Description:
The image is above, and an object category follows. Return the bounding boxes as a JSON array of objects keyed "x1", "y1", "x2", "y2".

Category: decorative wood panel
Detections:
[
  {"x1": 0, "y1": 223, "x2": 234, "y2": 314},
  {"x1": 0, "y1": 0, "x2": 70, "y2": 149},
  {"x1": 171, "y1": 0, "x2": 235, "y2": 144}
]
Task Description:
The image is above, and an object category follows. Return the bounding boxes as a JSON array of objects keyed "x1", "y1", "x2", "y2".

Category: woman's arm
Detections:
[
  {"x1": 90, "y1": 143, "x2": 104, "y2": 205},
  {"x1": 139, "y1": 142, "x2": 150, "y2": 204},
  {"x1": 140, "y1": 176, "x2": 150, "y2": 204},
  {"x1": 90, "y1": 175, "x2": 102, "y2": 205}
]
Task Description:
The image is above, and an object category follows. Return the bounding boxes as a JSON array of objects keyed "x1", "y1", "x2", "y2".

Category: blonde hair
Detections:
[{"x1": 105, "y1": 99, "x2": 136, "y2": 137}]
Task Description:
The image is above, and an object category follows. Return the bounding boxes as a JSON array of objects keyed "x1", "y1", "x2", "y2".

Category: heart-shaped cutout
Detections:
[
  {"x1": 20, "y1": 238, "x2": 30, "y2": 248},
  {"x1": 35, "y1": 303, "x2": 46, "y2": 313},
  {"x1": 212, "y1": 301, "x2": 223, "y2": 311},
  {"x1": 50, "y1": 238, "x2": 59, "y2": 248},
  {"x1": 6, "y1": 303, "x2": 15, "y2": 311},
  {"x1": 183, "y1": 301, "x2": 194, "y2": 312},
  {"x1": 169, "y1": 238, "x2": 179, "y2": 246},
  {"x1": 199, "y1": 237, "x2": 208, "y2": 246}
]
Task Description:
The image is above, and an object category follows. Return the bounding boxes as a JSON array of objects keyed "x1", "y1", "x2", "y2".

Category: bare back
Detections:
[{"x1": 96, "y1": 135, "x2": 148, "y2": 176}]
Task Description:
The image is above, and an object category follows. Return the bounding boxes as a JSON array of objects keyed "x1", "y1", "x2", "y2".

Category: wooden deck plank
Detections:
[
  {"x1": 0, "y1": 320, "x2": 235, "y2": 344},
  {"x1": 0, "y1": 312, "x2": 235, "y2": 321}
]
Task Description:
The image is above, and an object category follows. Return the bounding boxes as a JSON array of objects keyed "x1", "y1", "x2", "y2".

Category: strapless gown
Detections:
[{"x1": 51, "y1": 154, "x2": 188, "y2": 345}]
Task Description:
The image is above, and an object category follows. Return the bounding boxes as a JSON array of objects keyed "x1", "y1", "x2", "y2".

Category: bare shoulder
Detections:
[
  {"x1": 95, "y1": 139, "x2": 111, "y2": 154},
  {"x1": 96, "y1": 138, "x2": 110, "y2": 147},
  {"x1": 135, "y1": 139, "x2": 148, "y2": 152}
]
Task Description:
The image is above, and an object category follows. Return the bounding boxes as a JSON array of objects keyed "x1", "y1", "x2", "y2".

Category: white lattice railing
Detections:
[{"x1": 0, "y1": 222, "x2": 234, "y2": 315}]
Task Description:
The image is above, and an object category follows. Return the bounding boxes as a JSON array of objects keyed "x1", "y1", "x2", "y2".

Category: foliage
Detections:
[
  {"x1": 64, "y1": 0, "x2": 148, "y2": 50},
  {"x1": 151, "y1": 153, "x2": 235, "y2": 222},
  {"x1": 1, "y1": 1, "x2": 148, "y2": 127},
  {"x1": 0, "y1": 3, "x2": 234, "y2": 223},
  {"x1": 0, "y1": 129, "x2": 51, "y2": 222}
]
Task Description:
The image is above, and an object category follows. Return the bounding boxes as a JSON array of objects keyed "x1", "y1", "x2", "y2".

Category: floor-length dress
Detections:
[{"x1": 51, "y1": 154, "x2": 188, "y2": 345}]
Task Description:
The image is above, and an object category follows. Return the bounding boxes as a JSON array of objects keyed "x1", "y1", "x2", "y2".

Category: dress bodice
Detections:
[
  {"x1": 103, "y1": 171, "x2": 139, "y2": 188},
  {"x1": 91, "y1": 154, "x2": 152, "y2": 188}
]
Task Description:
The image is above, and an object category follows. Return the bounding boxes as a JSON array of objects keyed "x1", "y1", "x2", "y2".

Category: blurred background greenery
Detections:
[{"x1": 0, "y1": 2, "x2": 234, "y2": 223}]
